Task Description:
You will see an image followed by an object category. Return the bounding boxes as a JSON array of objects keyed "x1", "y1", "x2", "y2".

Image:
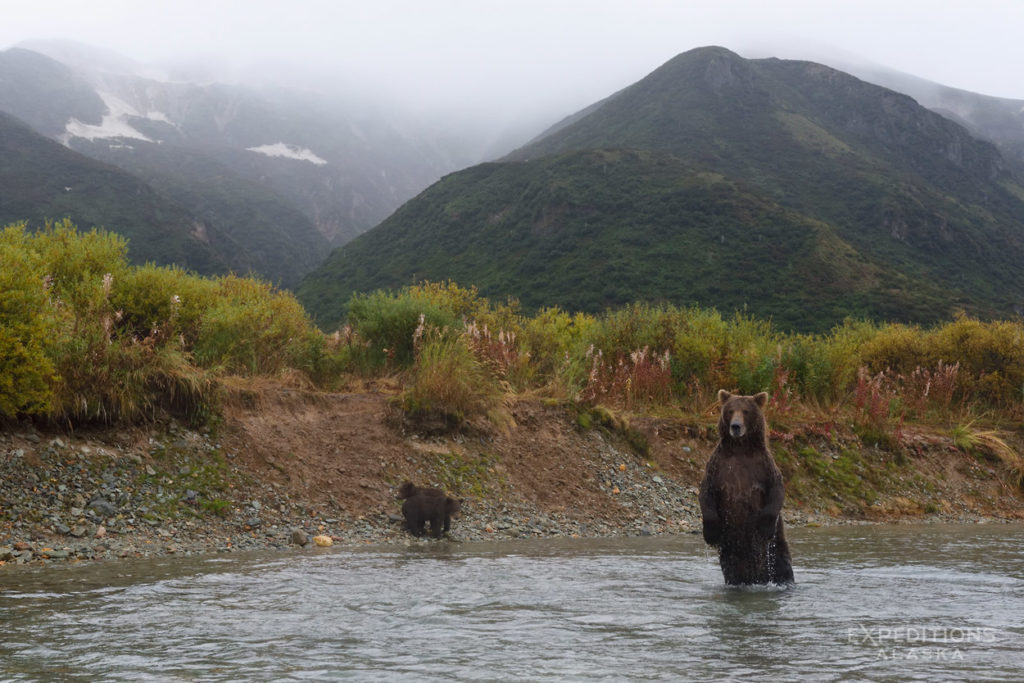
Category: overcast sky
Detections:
[{"x1": 3, "y1": 0, "x2": 1023, "y2": 124}]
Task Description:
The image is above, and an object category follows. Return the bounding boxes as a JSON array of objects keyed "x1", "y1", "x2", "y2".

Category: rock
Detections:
[
  {"x1": 290, "y1": 530, "x2": 309, "y2": 546},
  {"x1": 95, "y1": 526, "x2": 107, "y2": 538},
  {"x1": 87, "y1": 499, "x2": 118, "y2": 517},
  {"x1": 70, "y1": 525, "x2": 88, "y2": 538},
  {"x1": 313, "y1": 534, "x2": 333, "y2": 547}
]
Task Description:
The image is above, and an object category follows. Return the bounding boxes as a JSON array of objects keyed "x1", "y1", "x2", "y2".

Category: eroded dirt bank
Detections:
[{"x1": 3, "y1": 386, "x2": 1023, "y2": 567}]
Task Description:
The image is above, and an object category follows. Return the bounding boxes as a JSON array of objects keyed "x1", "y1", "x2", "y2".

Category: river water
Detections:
[{"x1": 1, "y1": 524, "x2": 1022, "y2": 681}]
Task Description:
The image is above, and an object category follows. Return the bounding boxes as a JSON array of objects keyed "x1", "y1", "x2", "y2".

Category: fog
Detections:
[{"x1": 4, "y1": 0, "x2": 1024, "y2": 135}]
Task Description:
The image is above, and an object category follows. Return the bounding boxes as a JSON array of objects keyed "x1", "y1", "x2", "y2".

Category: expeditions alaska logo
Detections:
[{"x1": 847, "y1": 624, "x2": 998, "y2": 661}]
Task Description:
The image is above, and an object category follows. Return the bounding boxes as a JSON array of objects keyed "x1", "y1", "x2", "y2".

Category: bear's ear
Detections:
[
  {"x1": 718, "y1": 389, "x2": 731, "y2": 404},
  {"x1": 753, "y1": 392, "x2": 769, "y2": 407}
]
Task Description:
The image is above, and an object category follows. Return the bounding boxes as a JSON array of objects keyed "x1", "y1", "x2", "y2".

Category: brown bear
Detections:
[
  {"x1": 400, "y1": 484, "x2": 461, "y2": 538},
  {"x1": 699, "y1": 390, "x2": 794, "y2": 585}
]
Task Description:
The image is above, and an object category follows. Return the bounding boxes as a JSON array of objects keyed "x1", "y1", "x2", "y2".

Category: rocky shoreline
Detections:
[
  {"x1": 0, "y1": 423, "x2": 703, "y2": 566},
  {"x1": 3, "y1": 410, "x2": 1021, "y2": 569}
]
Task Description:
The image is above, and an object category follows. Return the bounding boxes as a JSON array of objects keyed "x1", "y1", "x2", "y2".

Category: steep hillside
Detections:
[
  {"x1": 0, "y1": 110, "x2": 226, "y2": 273},
  {"x1": 2, "y1": 43, "x2": 481, "y2": 248},
  {"x1": 299, "y1": 47, "x2": 1024, "y2": 331},
  {"x1": 1, "y1": 42, "x2": 490, "y2": 287},
  {"x1": 69, "y1": 138, "x2": 329, "y2": 289},
  {"x1": 0, "y1": 47, "x2": 105, "y2": 136},
  {"x1": 832, "y1": 61, "x2": 1024, "y2": 167}
]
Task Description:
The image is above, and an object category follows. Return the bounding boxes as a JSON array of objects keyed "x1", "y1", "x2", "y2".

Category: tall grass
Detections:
[
  {"x1": 400, "y1": 323, "x2": 504, "y2": 427},
  {"x1": 5, "y1": 221, "x2": 1024, "y2": 434}
]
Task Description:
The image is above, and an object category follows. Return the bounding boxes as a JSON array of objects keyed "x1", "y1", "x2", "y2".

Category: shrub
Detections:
[
  {"x1": 927, "y1": 316, "x2": 1024, "y2": 407},
  {"x1": 579, "y1": 346, "x2": 672, "y2": 409},
  {"x1": 0, "y1": 224, "x2": 58, "y2": 415},
  {"x1": 347, "y1": 288, "x2": 458, "y2": 368},
  {"x1": 517, "y1": 307, "x2": 596, "y2": 389},
  {"x1": 31, "y1": 219, "x2": 131, "y2": 314},
  {"x1": 401, "y1": 329, "x2": 503, "y2": 425},
  {"x1": 112, "y1": 263, "x2": 217, "y2": 347},
  {"x1": 194, "y1": 275, "x2": 320, "y2": 376}
]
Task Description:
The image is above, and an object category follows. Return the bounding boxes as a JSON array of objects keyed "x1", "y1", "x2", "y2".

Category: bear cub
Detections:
[
  {"x1": 397, "y1": 481, "x2": 461, "y2": 539},
  {"x1": 699, "y1": 390, "x2": 794, "y2": 585}
]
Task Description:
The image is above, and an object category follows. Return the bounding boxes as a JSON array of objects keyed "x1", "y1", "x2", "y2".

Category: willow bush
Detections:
[{"x1": 4, "y1": 220, "x2": 1024, "y2": 426}]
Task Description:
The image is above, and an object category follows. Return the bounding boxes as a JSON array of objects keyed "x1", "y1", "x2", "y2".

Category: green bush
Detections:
[
  {"x1": 346, "y1": 289, "x2": 459, "y2": 368},
  {"x1": 112, "y1": 263, "x2": 217, "y2": 347},
  {"x1": 194, "y1": 275, "x2": 321, "y2": 376},
  {"x1": 518, "y1": 307, "x2": 596, "y2": 388},
  {"x1": 401, "y1": 330, "x2": 503, "y2": 424},
  {"x1": 7, "y1": 222, "x2": 1024, "y2": 426},
  {"x1": 0, "y1": 224, "x2": 58, "y2": 415}
]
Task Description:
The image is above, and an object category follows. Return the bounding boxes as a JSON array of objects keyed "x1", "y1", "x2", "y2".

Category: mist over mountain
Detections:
[
  {"x1": 832, "y1": 61, "x2": 1024, "y2": 169},
  {"x1": 0, "y1": 109, "x2": 226, "y2": 273},
  {"x1": 7, "y1": 37, "x2": 1024, "y2": 330},
  {"x1": 298, "y1": 47, "x2": 1024, "y2": 332},
  {"x1": 0, "y1": 40, "x2": 530, "y2": 287}
]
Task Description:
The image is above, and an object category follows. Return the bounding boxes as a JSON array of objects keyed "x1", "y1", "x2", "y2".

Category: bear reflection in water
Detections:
[
  {"x1": 699, "y1": 390, "x2": 795, "y2": 585},
  {"x1": 397, "y1": 481, "x2": 462, "y2": 539}
]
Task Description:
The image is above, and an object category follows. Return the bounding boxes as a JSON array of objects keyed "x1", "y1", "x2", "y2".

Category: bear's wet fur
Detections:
[
  {"x1": 699, "y1": 390, "x2": 794, "y2": 585},
  {"x1": 400, "y1": 484, "x2": 461, "y2": 539}
]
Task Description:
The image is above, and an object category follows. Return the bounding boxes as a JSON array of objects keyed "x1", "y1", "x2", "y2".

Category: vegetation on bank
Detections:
[{"x1": 4, "y1": 223, "x2": 1024, "y2": 492}]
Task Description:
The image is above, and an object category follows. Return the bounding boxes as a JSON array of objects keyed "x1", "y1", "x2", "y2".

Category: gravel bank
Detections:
[
  {"x1": 1, "y1": 422, "x2": 706, "y2": 566},
  {"x1": 2, "y1": 413, "x2": 1016, "y2": 569}
]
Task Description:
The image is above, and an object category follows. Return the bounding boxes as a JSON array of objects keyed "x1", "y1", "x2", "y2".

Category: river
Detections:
[{"x1": 1, "y1": 524, "x2": 1022, "y2": 681}]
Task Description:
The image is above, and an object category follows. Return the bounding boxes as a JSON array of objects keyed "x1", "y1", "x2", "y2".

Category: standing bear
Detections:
[{"x1": 699, "y1": 390, "x2": 794, "y2": 585}]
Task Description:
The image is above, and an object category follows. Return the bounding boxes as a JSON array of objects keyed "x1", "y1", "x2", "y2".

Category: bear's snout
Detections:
[{"x1": 729, "y1": 415, "x2": 746, "y2": 437}]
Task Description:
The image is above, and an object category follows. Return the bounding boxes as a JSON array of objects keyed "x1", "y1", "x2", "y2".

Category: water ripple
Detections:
[{"x1": 1, "y1": 525, "x2": 1023, "y2": 681}]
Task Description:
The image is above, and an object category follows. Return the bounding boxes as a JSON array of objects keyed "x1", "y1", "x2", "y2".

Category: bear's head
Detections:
[
  {"x1": 446, "y1": 497, "x2": 463, "y2": 518},
  {"x1": 717, "y1": 390, "x2": 768, "y2": 442}
]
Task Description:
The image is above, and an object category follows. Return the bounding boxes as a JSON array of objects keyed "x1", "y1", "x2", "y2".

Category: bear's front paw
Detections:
[{"x1": 702, "y1": 519, "x2": 722, "y2": 546}]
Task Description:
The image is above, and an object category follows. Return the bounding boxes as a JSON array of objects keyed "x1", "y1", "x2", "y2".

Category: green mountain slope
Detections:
[
  {"x1": 0, "y1": 110, "x2": 226, "y2": 273},
  {"x1": 0, "y1": 48, "x2": 105, "y2": 136},
  {"x1": 70, "y1": 138, "x2": 329, "y2": 289},
  {"x1": 298, "y1": 47, "x2": 1024, "y2": 331}
]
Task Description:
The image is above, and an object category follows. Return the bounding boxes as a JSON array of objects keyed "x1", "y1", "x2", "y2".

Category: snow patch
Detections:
[
  {"x1": 246, "y1": 142, "x2": 328, "y2": 165},
  {"x1": 60, "y1": 91, "x2": 153, "y2": 143},
  {"x1": 144, "y1": 110, "x2": 174, "y2": 125}
]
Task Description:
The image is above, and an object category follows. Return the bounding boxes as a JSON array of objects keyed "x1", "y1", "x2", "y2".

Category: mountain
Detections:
[
  {"x1": 0, "y1": 109, "x2": 226, "y2": 273},
  {"x1": 0, "y1": 42, "x2": 494, "y2": 287},
  {"x1": 298, "y1": 47, "x2": 1024, "y2": 332},
  {"x1": 835, "y1": 63, "x2": 1024, "y2": 169}
]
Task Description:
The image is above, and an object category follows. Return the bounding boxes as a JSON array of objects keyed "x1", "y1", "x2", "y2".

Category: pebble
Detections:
[{"x1": 2, "y1": 419, "x2": 1011, "y2": 569}]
